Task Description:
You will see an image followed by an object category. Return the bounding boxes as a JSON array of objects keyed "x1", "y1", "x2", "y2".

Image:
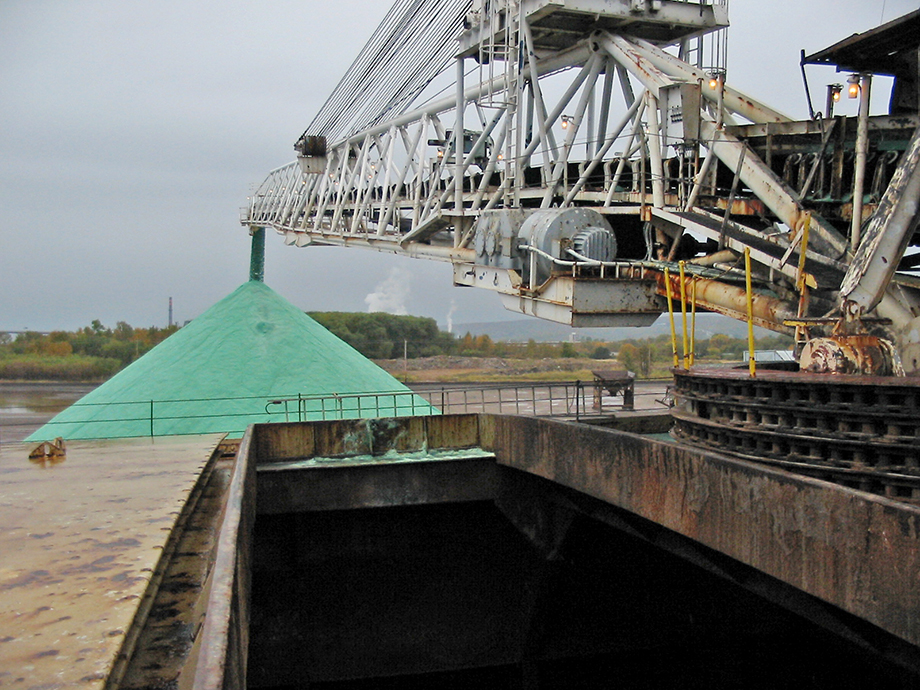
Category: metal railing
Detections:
[
  {"x1": 418, "y1": 382, "x2": 587, "y2": 418},
  {"x1": 264, "y1": 390, "x2": 436, "y2": 423},
  {"x1": 7, "y1": 390, "x2": 435, "y2": 441},
  {"x1": 3, "y1": 381, "x2": 669, "y2": 443}
]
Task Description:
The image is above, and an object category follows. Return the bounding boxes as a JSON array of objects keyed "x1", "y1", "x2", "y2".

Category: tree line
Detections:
[
  {"x1": 0, "y1": 312, "x2": 793, "y2": 381},
  {"x1": 0, "y1": 321, "x2": 179, "y2": 381}
]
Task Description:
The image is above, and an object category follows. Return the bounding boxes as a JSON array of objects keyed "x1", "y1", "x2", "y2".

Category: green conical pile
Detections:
[{"x1": 28, "y1": 280, "x2": 436, "y2": 440}]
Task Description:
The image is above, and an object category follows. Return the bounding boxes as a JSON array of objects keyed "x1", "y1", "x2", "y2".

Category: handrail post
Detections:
[
  {"x1": 576, "y1": 381, "x2": 581, "y2": 421},
  {"x1": 665, "y1": 267, "x2": 680, "y2": 368},
  {"x1": 690, "y1": 278, "x2": 697, "y2": 367},
  {"x1": 679, "y1": 260, "x2": 689, "y2": 369}
]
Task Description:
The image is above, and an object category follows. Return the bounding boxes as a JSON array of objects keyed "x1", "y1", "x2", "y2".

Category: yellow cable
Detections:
[{"x1": 744, "y1": 247, "x2": 756, "y2": 378}]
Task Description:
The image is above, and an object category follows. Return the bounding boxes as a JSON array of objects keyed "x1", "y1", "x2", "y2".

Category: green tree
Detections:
[
  {"x1": 308, "y1": 311, "x2": 456, "y2": 359},
  {"x1": 112, "y1": 321, "x2": 134, "y2": 341},
  {"x1": 591, "y1": 345, "x2": 611, "y2": 359},
  {"x1": 618, "y1": 342, "x2": 639, "y2": 371},
  {"x1": 635, "y1": 342, "x2": 652, "y2": 377}
]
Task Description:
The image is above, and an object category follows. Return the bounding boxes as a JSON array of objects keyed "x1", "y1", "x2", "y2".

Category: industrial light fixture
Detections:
[
  {"x1": 707, "y1": 69, "x2": 725, "y2": 90},
  {"x1": 561, "y1": 114, "x2": 573, "y2": 129},
  {"x1": 847, "y1": 73, "x2": 861, "y2": 99},
  {"x1": 825, "y1": 83, "x2": 843, "y2": 118}
]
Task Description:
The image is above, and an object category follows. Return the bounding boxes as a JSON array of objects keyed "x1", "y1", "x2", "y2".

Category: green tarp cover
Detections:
[{"x1": 28, "y1": 281, "x2": 436, "y2": 440}]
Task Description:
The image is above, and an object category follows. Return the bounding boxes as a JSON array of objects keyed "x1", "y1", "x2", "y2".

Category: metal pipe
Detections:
[
  {"x1": 689, "y1": 249, "x2": 738, "y2": 267},
  {"x1": 521, "y1": 19, "x2": 558, "y2": 175},
  {"x1": 840, "y1": 122, "x2": 920, "y2": 316},
  {"x1": 381, "y1": 124, "x2": 425, "y2": 234},
  {"x1": 433, "y1": 107, "x2": 505, "y2": 214},
  {"x1": 485, "y1": 53, "x2": 601, "y2": 210},
  {"x1": 471, "y1": 117, "x2": 509, "y2": 211},
  {"x1": 698, "y1": 118, "x2": 848, "y2": 258},
  {"x1": 455, "y1": 56, "x2": 465, "y2": 220},
  {"x1": 596, "y1": 58, "x2": 615, "y2": 156},
  {"x1": 683, "y1": 142, "x2": 717, "y2": 211},
  {"x1": 376, "y1": 125, "x2": 398, "y2": 235},
  {"x1": 851, "y1": 74, "x2": 872, "y2": 251},
  {"x1": 798, "y1": 118, "x2": 837, "y2": 200},
  {"x1": 249, "y1": 227, "x2": 265, "y2": 282},
  {"x1": 645, "y1": 92, "x2": 666, "y2": 208},
  {"x1": 598, "y1": 33, "x2": 672, "y2": 98},
  {"x1": 656, "y1": 269, "x2": 797, "y2": 335},
  {"x1": 603, "y1": 112, "x2": 646, "y2": 206}
]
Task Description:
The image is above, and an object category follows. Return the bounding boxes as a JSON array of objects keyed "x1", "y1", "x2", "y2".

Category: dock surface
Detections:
[{"x1": 0, "y1": 434, "x2": 223, "y2": 688}]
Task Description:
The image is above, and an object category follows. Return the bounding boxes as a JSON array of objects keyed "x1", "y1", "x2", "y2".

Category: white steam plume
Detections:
[
  {"x1": 446, "y1": 299, "x2": 457, "y2": 333},
  {"x1": 365, "y1": 267, "x2": 410, "y2": 315}
]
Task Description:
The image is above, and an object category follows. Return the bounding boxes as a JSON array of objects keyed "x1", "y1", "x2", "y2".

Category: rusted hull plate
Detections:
[
  {"x1": 257, "y1": 458, "x2": 499, "y2": 514},
  {"x1": 190, "y1": 429, "x2": 255, "y2": 690},
  {"x1": 0, "y1": 434, "x2": 224, "y2": 689},
  {"x1": 490, "y1": 415, "x2": 920, "y2": 650},
  {"x1": 250, "y1": 415, "x2": 498, "y2": 513},
  {"x1": 252, "y1": 414, "x2": 489, "y2": 465}
]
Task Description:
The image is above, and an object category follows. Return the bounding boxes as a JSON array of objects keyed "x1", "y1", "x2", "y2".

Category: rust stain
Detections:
[
  {"x1": 28, "y1": 437, "x2": 66, "y2": 467},
  {"x1": 800, "y1": 335, "x2": 903, "y2": 376}
]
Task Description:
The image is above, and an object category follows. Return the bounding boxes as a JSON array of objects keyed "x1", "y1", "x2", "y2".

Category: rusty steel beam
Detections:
[
  {"x1": 840, "y1": 124, "x2": 920, "y2": 317},
  {"x1": 653, "y1": 268, "x2": 796, "y2": 334}
]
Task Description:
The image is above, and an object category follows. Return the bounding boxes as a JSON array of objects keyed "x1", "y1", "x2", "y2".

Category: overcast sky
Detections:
[{"x1": 1, "y1": 0, "x2": 915, "y2": 332}]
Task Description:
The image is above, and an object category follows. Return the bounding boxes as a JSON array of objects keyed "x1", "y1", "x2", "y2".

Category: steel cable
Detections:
[{"x1": 302, "y1": 0, "x2": 472, "y2": 145}]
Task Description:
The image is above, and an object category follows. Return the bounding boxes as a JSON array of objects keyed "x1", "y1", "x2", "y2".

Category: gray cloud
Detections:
[{"x1": 2, "y1": 0, "x2": 916, "y2": 332}]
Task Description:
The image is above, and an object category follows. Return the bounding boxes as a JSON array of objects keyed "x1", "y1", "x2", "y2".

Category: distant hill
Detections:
[{"x1": 452, "y1": 313, "x2": 773, "y2": 342}]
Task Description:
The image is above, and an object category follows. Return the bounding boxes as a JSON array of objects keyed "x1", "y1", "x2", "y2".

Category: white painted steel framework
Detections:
[{"x1": 243, "y1": 0, "x2": 920, "y2": 370}]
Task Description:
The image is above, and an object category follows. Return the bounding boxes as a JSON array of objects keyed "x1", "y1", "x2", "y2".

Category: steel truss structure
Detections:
[{"x1": 243, "y1": 0, "x2": 920, "y2": 372}]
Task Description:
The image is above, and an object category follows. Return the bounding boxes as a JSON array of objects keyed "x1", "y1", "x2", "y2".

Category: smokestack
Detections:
[{"x1": 168, "y1": 297, "x2": 173, "y2": 328}]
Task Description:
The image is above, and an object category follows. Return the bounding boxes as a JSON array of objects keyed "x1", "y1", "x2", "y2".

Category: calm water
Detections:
[{"x1": 0, "y1": 382, "x2": 97, "y2": 443}]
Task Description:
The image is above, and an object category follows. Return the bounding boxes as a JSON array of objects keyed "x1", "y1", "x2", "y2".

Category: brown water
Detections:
[{"x1": 0, "y1": 382, "x2": 97, "y2": 443}]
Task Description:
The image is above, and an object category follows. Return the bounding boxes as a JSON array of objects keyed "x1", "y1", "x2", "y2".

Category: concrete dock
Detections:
[{"x1": 0, "y1": 435, "x2": 225, "y2": 688}]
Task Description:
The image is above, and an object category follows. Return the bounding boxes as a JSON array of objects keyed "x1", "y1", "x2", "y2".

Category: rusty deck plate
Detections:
[{"x1": 0, "y1": 434, "x2": 224, "y2": 688}]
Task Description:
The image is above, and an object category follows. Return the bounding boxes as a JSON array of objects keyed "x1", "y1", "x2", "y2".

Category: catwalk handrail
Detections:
[{"x1": 6, "y1": 381, "x2": 667, "y2": 441}]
